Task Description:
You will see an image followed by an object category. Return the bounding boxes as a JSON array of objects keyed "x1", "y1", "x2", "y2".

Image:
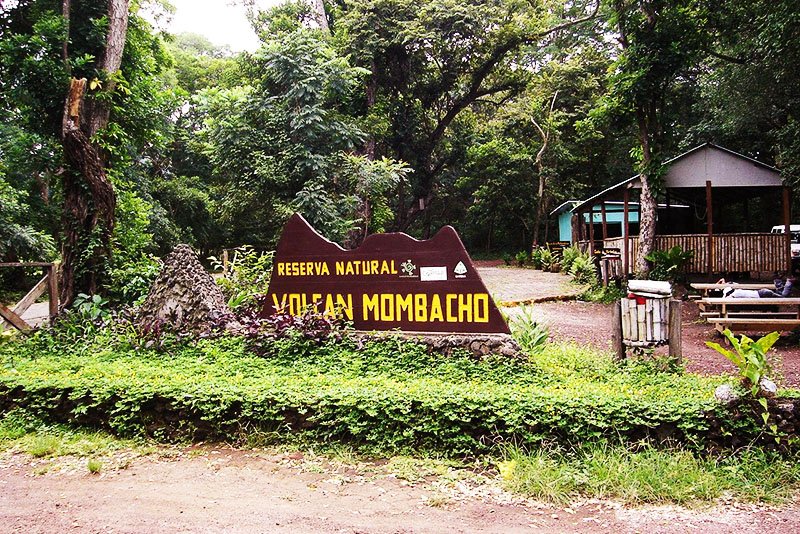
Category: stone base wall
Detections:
[
  {"x1": 706, "y1": 396, "x2": 800, "y2": 449},
  {"x1": 357, "y1": 332, "x2": 522, "y2": 359}
]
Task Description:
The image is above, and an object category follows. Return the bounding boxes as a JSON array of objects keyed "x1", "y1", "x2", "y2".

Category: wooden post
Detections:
[
  {"x1": 588, "y1": 206, "x2": 596, "y2": 256},
  {"x1": 47, "y1": 263, "x2": 59, "y2": 319},
  {"x1": 0, "y1": 303, "x2": 32, "y2": 333},
  {"x1": 601, "y1": 201, "x2": 608, "y2": 242},
  {"x1": 612, "y1": 299, "x2": 625, "y2": 361},
  {"x1": 783, "y1": 186, "x2": 792, "y2": 274},
  {"x1": 706, "y1": 180, "x2": 713, "y2": 276},
  {"x1": 570, "y1": 213, "x2": 579, "y2": 244},
  {"x1": 623, "y1": 189, "x2": 630, "y2": 276},
  {"x1": 668, "y1": 299, "x2": 682, "y2": 363},
  {"x1": 665, "y1": 190, "x2": 671, "y2": 232}
]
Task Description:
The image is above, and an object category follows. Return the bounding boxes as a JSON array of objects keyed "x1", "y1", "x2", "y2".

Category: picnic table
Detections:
[
  {"x1": 690, "y1": 282, "x2": 774, "y2": 313},
  {"x1": 690, "y1": 282, "x2": 773, "y2": 297},
  {"x1": 699, "y1": 297, "x2": 800, "y2": 333}
]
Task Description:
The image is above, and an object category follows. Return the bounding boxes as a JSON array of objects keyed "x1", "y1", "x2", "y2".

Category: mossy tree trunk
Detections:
[{"x1": 58, "y1": 0, "x2": 129, "y2": 307}]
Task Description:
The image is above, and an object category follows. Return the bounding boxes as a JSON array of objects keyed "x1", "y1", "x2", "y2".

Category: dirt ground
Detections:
[
  {"x1": 532, "y1": 299, "x2": 800, "y2": 386},
  {"x1": 3, "y1": 447, "x2": 800, "y2": 534},
  {"x1": 476, "y1": 262, "x2": 800, "y2": 386}
]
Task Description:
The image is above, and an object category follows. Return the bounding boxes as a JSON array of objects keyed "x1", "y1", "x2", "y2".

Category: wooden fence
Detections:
[
  {"x1": 0, "y1": 263, "x2": 58, "y2": 333},
  {"x1": 595, "y1": 233, "x2": 787, "y2": 275}
]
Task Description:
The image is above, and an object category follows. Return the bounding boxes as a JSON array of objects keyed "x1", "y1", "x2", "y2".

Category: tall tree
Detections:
[
  {"x1": 2, "y1": 0, "x2": 174, "y2": 305},
  {"x1": 59, "y1": 0, "x2": 130, "y2": 305},
  {"x1": 690, "y1": 0, "x2": 800, "y2": 181},
  {"x1": 197, "y1": 30, "x2": 369, "y2": 245},
  {"x1": 334, "y1": 0, "x2": 601, "y2": 232},
  {"x1": 601, "y1": 0, "x2": 707, "y2": 273}
]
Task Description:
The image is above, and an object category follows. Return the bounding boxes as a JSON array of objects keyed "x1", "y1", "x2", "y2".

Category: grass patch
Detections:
[
  {"x1": 579, "y1": 284, "x2": 626, "y2": 303},
  {"x1": 499, "y1": 443, "x2": 800, "y2": 505},
  {"x1": 86, "y1": 458, "x2": 103, "y2": 473},
  {"x1": 0, "y1": 409, "x2": 153, "y2": 459}
]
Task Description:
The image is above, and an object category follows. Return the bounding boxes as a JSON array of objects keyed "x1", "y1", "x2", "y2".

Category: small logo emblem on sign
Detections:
[
  {"x1": 400, "y1": 259, "x2": 417, "y2": 277},
  {"x1": 454, "y1": 261, "x2": 467, "y2": 277}
]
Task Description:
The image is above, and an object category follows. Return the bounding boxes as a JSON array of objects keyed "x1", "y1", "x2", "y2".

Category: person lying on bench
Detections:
[{"x1": 717, "y1": 274, "x2": 795, "y2": 298}]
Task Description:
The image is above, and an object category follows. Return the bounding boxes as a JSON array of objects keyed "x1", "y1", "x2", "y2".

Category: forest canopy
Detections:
[{"x1": 1, "y1": 0, "x2": 798, "y2": 303}]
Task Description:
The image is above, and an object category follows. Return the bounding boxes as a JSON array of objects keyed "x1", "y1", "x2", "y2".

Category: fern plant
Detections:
[
  {"x1": 538, "y1": 249, "x2": 555, "y2": 271},
  {"x1": 569, "y1": 255, "x2": 597, "y2": 284},
  {"x1": 531, "y1": 247, "x2": 544, "y2": 269},
  {"x1": 560, "y1": 244, "x2": 581, "y2": 273},
  {"x1": 509, "y1": 305, "x2": 549, "y2": 356}
]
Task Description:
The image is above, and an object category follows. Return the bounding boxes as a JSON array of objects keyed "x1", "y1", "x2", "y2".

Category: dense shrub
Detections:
[
  {"x1": 210, "y1": 245, "x2": 274, "y2": 309},
  {"x1": 560, "y1": 245, "x2": 581, "y2": 273},
  {"x1": 644, "y1": 246, "x2": 694, "y2": 282},
  {"x1": 0, "y1": 329, "x2": 736, "y2": 456}
]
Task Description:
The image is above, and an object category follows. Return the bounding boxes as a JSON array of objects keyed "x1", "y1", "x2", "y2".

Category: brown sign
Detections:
[{"x1": 260, "y1": 214, "x2": 510, "y2": 334}]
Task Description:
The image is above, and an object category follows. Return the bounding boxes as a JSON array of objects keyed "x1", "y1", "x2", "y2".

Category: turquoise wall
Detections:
[{"x1": 557, "y1": 208, "x2": 640, "y2": 242}]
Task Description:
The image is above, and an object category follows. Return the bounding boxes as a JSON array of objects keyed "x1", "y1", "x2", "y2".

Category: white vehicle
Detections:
[{"x1": 770, "y1": 225, "x2": 800, "y2": 259}]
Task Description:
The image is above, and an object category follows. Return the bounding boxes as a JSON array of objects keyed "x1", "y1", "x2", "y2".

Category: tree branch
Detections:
[
  {"x1": 61, "y1": 0, "x2": 71, "y2": 67},
  {"x1": 426, "y1": 0, "x2": 600, "y2": 149},
  {"x1": 705, "y1": 48, "x2": 748, "y2": 65},
  {"x1": 531, "y1": 0, "x2": 601, "y2": 41}
]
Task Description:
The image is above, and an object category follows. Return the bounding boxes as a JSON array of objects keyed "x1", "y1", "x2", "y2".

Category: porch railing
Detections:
[{"x1": 595, "y1": 233, "x2": 786, "y2": 275}]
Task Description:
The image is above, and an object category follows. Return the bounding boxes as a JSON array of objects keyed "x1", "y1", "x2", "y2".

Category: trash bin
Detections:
[{"x1": 620, "y1": 280, "x2": 672, "y2": 346}]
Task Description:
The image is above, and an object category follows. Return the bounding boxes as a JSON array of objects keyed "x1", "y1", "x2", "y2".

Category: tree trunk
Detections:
[
  {"x1": 82, "y1": 0, "x2": 129, "y2": 139},
  {"x1": 60, "y1": 79, "x2": 117, "y2": 306},
  {"x1": 531, "y1": 166, "x2": 547, "y2": 249},
  {"x1": 59, "y1": 0, "x2": 129, "y2": 308},
  {"x1": 530, "y1": 92, "x2": 557, "y2": 250},
  {"x1": 364, "y1": 59, "x2": 378, "y2": 161},
  {"x1": 635, "y1": 107, "x2": 658, "y2": 274},
  {"x1": 309, "y1": 0, "x2": 328, "y2": 32}
]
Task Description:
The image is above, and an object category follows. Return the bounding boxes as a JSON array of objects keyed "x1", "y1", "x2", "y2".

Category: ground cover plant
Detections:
[
  {"x1": 0, "y1": 408, "x2": 154, "y2": 474},
  {"x1": 1, "y1": 324, "x2": 731, "y2": 456}
]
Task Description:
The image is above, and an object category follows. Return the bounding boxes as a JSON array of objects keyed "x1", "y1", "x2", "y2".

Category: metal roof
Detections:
[{"x1": 572, "y1": 143, "x2": 781, "y2": 213}]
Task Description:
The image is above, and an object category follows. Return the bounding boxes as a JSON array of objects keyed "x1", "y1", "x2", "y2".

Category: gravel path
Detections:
[{"x1": 474, "y1": 264, "x2": 584, "y2": 304}]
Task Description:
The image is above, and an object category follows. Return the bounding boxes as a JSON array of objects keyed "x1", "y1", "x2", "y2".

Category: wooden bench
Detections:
[
  {"x1": 707, "y1": 318, "x2": 800, "y2": 332},
  {"x1": 701, "y1": 311, "x2": 798, "y2": 319},
  {"x1": 699, "y1": 297, "x2": 800, "y2": 333}
]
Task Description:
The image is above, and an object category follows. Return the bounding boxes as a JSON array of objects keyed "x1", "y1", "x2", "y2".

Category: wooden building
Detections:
[
  {"x1": 571, "y1": 143, "x2": 791, "y2": 276},
  {"x1": 552, "y1": 200, "x2": 689, "y2": 243}
]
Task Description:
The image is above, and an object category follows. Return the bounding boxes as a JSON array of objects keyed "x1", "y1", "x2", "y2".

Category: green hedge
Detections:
[{"x1": 0, "y1": 332, "x2": 732, "y2": 455}]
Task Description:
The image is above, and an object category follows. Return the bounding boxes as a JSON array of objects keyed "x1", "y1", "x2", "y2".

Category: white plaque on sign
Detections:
[{"x1": 420, "y1": 266, "x2": 447, "y2": 281}]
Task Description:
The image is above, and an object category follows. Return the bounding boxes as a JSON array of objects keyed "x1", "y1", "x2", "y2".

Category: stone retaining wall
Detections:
[
  {"x1": 706, "y1": 395, "x2": 800, "y2": 449},
  {"x1": 357, "y1": 332, "x2": 522, "y2": 358}
]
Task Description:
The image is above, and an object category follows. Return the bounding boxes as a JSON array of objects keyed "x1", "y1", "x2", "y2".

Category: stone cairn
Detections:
[{"x1": 137, "y1": 244, "x2": 233, "y2": 334}]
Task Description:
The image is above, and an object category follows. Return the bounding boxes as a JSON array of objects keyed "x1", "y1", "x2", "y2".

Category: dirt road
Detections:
[{"x1": 3, "y1": 448, "x2": 800, "y2": 534}]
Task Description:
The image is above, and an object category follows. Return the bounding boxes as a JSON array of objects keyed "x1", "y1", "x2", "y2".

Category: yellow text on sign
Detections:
[
  {"x1": 362, "y1": 293, "x2": 489, "y2": 323},
  {"x1": 275, "y1": 260, "x2": 398, "y2": 277},
  {"x1": 271, "y1": 293, "x2": 354, "y2": 320}
]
